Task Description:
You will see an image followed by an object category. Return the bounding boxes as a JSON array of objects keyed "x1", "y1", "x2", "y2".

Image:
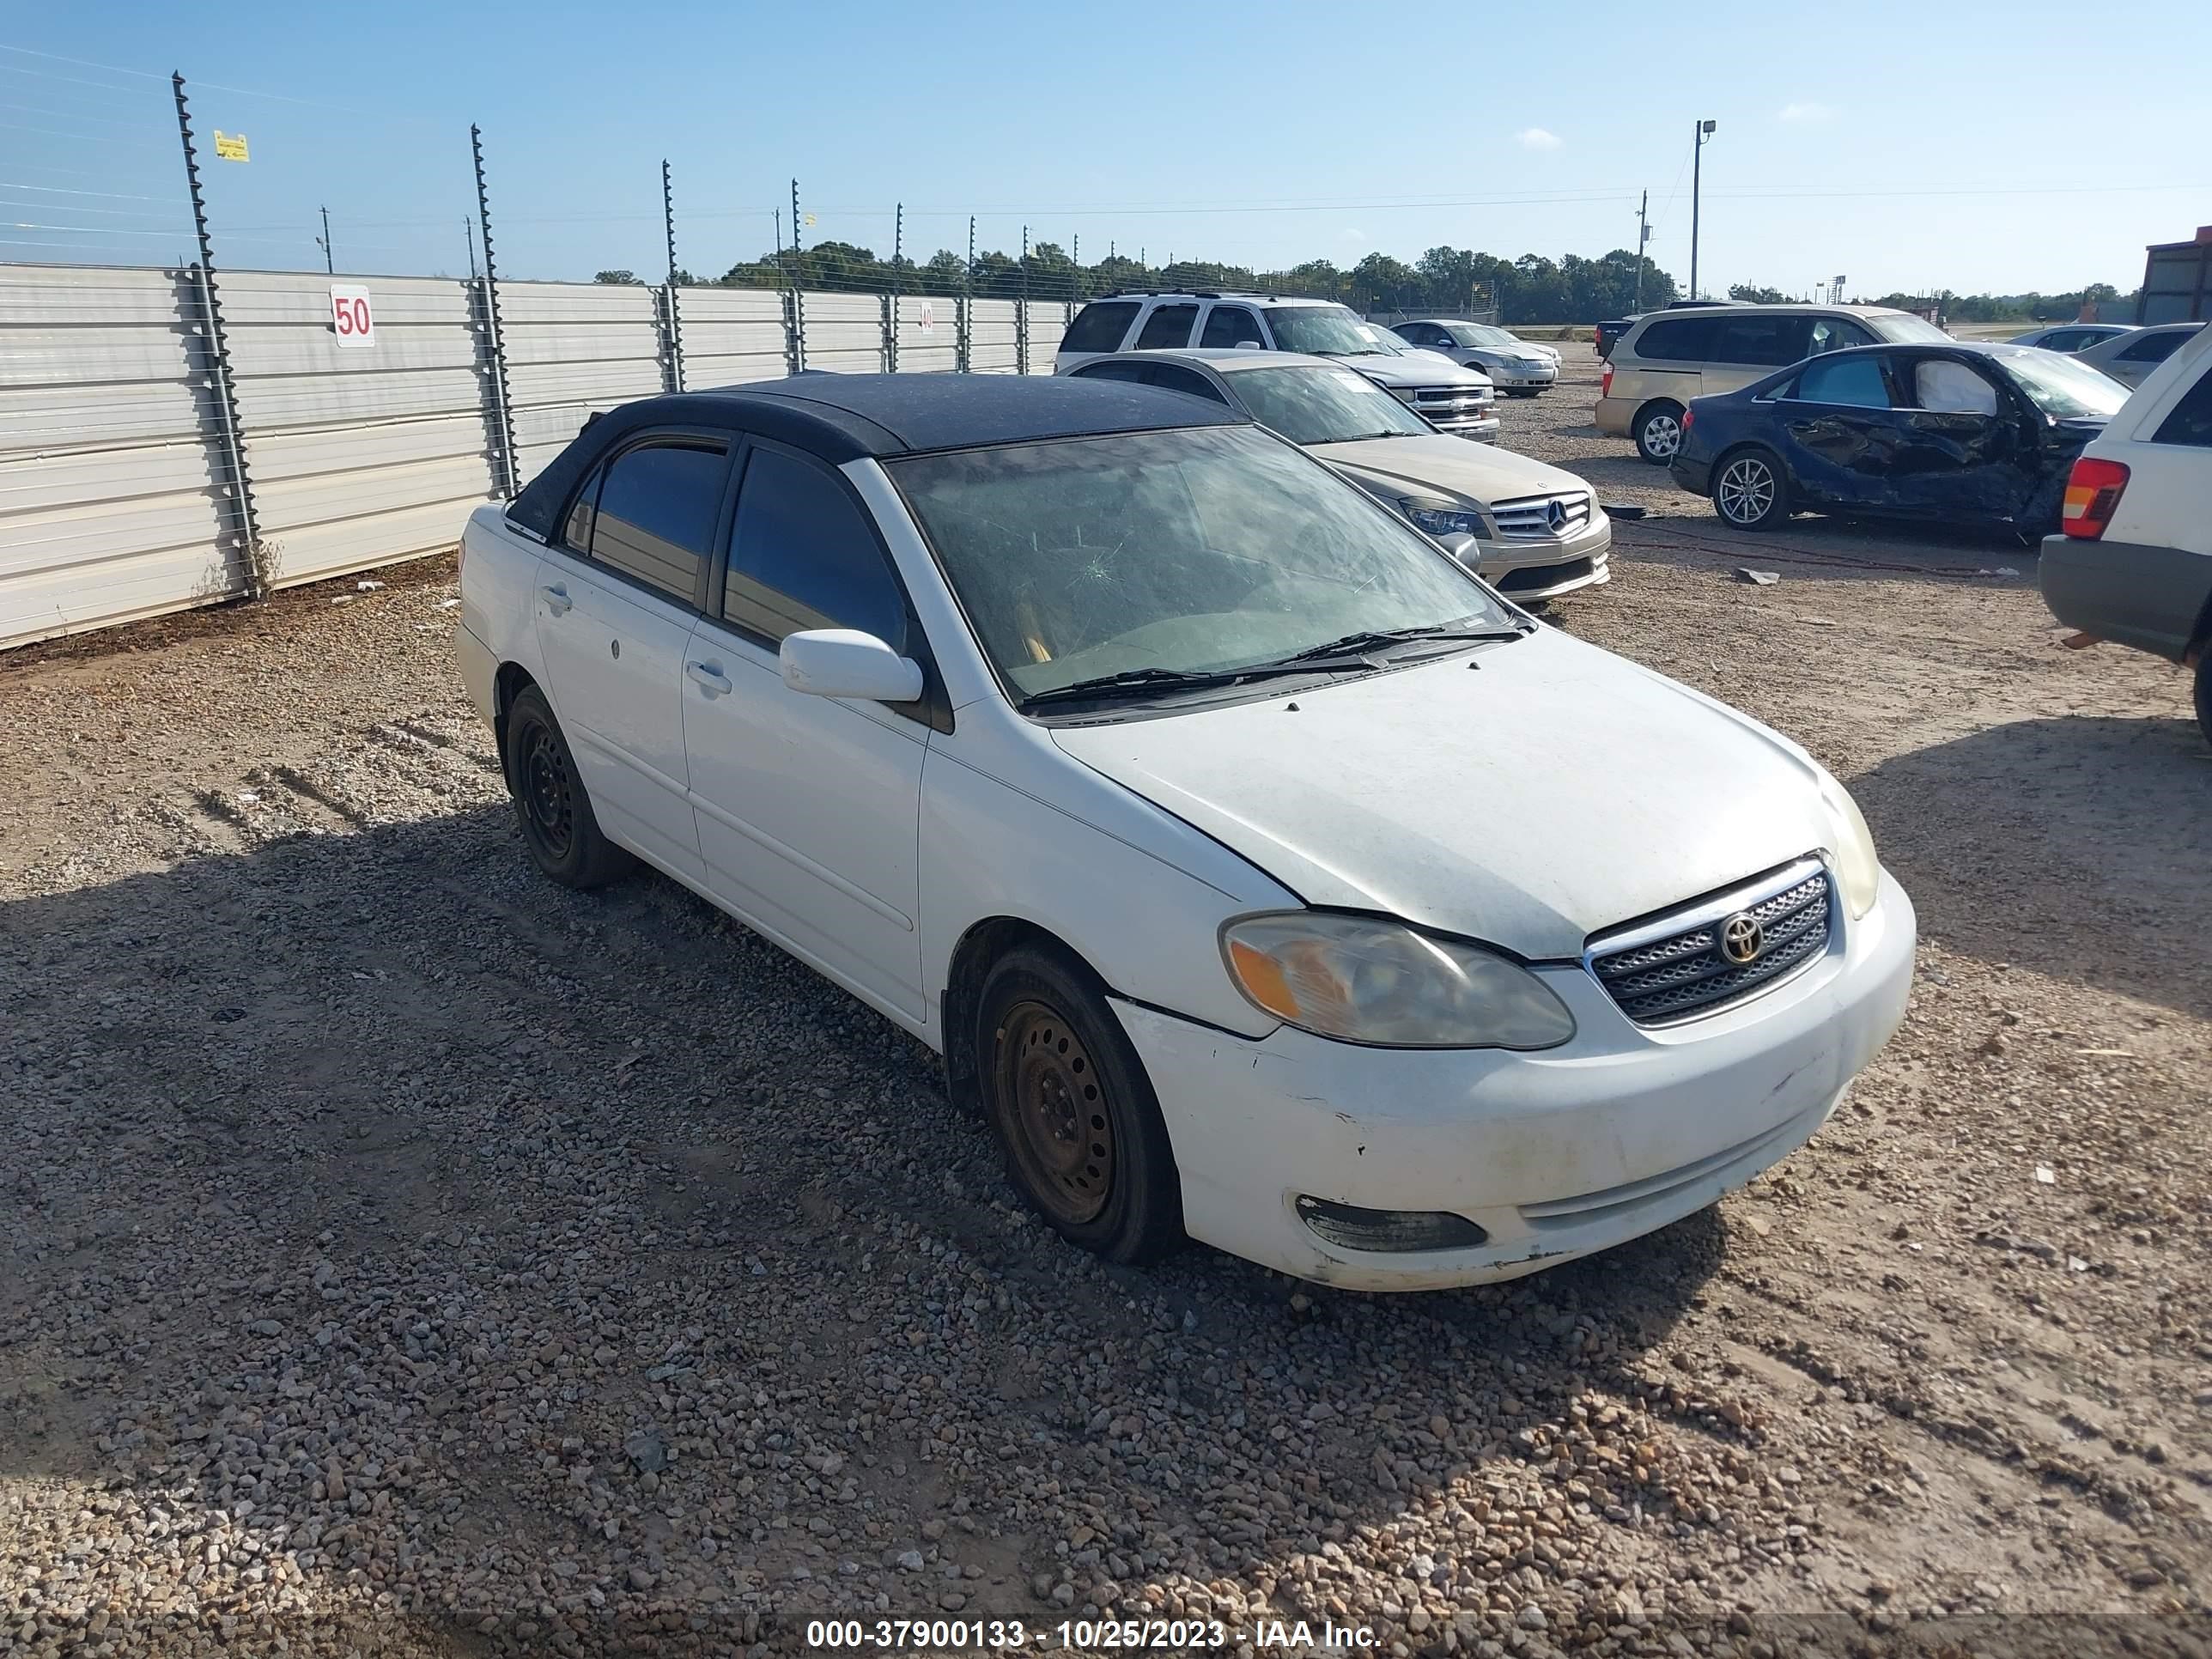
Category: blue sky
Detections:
[{"x1": 4, "y1": 0, "x2": 2205, "y2": 299}]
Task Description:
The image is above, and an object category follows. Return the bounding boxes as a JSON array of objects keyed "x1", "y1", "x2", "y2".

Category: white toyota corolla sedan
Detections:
[{"x1": 454, "y1": 374, "x2": 1915, "y2": 1292}]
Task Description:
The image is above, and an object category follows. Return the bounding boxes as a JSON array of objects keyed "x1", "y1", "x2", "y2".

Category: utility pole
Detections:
[
  {"x1": 318, "y1": 204, "x2": 333, "y2": 275},
  {"x1": 1690, "y1": 119, "x2": 1717, "y2": 301},
  {"x1": 1633, "y1": 190, "x2": 1649, "y2": 313},
  {"x1": 463, "y1": 217, "x2": 478, "y2": 283}
]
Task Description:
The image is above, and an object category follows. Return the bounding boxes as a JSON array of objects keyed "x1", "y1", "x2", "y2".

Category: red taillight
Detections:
[
  {"x1": 1680, "y1": 406, "x2": 1695, "y2": 432},
  {"x1": 2061, "y1": 457, "x2": 2130, "y2": 540},
  {"x1": 1601, "y1": 362, "x2": 1614, "y2": 398}
]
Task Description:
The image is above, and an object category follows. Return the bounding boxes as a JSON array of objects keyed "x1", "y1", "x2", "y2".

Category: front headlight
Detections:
[
  {"x1": 1817, "y1": 772, "x2": 1881, "y2": 921},
  {"x1": 1221, "y1": 913, "x2": 1576, "y2": 1049},
  {"x1": 1404, "y1": 502, "x2": 1486, "y2": 539}
]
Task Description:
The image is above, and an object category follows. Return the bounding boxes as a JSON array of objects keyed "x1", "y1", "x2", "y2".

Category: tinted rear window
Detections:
[
  {"x1": 1715, "y1": 314, "x2": 1814, "y2": 368},
  {"x1": 1632, "y1": 317, "x2": 1720, "y2": 362},
  {"x1": 2153, "y1": 366, "x2": 2212, "y2": 447},
  {"x1": 1061, "y1": 301, "x2": 1140, "y2": 354},
  {"x1": 2119, "y1": 330, "x2": 2191, "y2": 363},
  {"x1": 1134, "y1": 304, "x2": 1199, "y2": 350}
]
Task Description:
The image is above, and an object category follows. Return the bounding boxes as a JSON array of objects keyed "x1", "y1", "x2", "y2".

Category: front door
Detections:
[
  {"x1": 1890, "y1": 355, "x2": 2035, "y2": 520},
  {"x1": 1773, "y1": 349, "x2": 1911, "y2": 508},
  {"x1": 533, "y1": 434, "x2": 729, "y2": 884},
  {"x1": 681, "y1": 441, "x2": 927, "y2": 1024}
]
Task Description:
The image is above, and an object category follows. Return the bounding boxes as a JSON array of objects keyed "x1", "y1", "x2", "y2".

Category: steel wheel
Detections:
[
  {"x1": 522, "y1": 723, "x2": 575, "y2": 858},
  {"x1": 1717, "y1": 455, "x2": 1777, "y2": 525},
  {"x1": 994, "y1": 998, "x2": 1114, "y2": 1227}
]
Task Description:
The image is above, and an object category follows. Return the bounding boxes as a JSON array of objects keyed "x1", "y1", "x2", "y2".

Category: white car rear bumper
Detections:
[{"x1": 1112, "y1": 869, "x2": 1914, "y2": 1291}]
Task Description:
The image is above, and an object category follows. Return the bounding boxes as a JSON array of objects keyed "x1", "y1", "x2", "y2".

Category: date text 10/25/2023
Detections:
[{"x1": 804, "y1": 1616, "x2": 1379, "y2": 1651}]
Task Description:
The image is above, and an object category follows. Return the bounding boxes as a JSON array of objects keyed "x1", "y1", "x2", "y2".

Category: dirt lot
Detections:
[{"x1": 3, "y1": 351, "x2": 2209, "y2": 1659}]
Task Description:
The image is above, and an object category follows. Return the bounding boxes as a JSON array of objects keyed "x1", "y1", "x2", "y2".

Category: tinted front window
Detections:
[
  {"x1": 1808, "y1": 317, "x2": 1875, "y2": 354},
  {"x1": 1632, "y1": 316, "x2": 1720, "y2": 361},
  {"x1": 723, "y1": 447, "x2": 907, "y2": 650},
  {"x1": 1133, "y1": 304, "x2": 1198, "y2": 349},
  {"x1": 1865, "y1": 313, "x2": 1952, "y2": 343},
  {"x1": 1268, "y1": 306, "x2": 1393, "y2": 355},
  {"x1": 1062, "y1": 301, "x2": 1139, "y2": 354},
  {"x1": 1200, "y1": 307, "x2": 1267, "y2": 348},
  {"x1": 1998, "y1": 350, "x2": 2131, "y2": 420},
  {"x1": 890, "y1": 425, "x2": 1507, "y2": 702},
  {"x1": 1231, "y1": 365, "x2": 1429, "y2": 444},
  {"x1": 590, "y1": 441, "x2": 726, "y2": 600},
  {"x1": 1791, "y1": 354, "x2": 1893, "y2": 408},
  {"x1": 2153, "y1": 368, "x2": 2212, "y2": 447},
  {"x1": 1716, "y1": 314, "x2": 1814, "y2": 368}
]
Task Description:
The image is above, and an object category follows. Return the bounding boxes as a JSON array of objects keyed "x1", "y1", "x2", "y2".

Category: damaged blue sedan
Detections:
[{"x1": 1669, "y1": 341, "x2": 2130, "y2": 535}]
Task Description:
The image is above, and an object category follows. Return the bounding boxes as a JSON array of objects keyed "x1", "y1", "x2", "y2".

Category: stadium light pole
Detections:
[{"x1": 1690, "y1": 118, "x2": 1717, "y2": 301}]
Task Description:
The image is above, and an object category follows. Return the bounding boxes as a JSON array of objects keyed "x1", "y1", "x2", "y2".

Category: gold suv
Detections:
[{"x1": 1596, "y1": 304, "x2": 1953, "y2": 464}]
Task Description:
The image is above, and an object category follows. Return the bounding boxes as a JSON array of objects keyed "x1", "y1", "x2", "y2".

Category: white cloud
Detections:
[
  {"x1": 1339, "y1": 227, "x2": 1367, "y2": 245},
  {"x1": 1515, "y1": 127, "x2": 1563, "y2": 151},
  {"x1": 1778, "y1": 101, "x2": 1836, "y2": 123}
]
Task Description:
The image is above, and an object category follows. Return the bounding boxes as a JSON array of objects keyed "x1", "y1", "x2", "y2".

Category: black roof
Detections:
[{"x1": 507, "y1": 373, "x2": 1247, "y2": 544}]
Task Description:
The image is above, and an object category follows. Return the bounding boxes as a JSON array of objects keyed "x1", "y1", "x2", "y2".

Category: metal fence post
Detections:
[
  {"x1": 787, "y1": 179, "x2": 806, "y2": 374},
  {"x1": 1017, "y1": 224, "x2": 1030, "y2": 374},
  {"x1": 959, "y1": 216, "x2": 975, "y2": 374},
  {"x1": 661, "y1": 160, "x2": 685, "y2": 393},
  {"x1": 170, "y1": 73, "x2": 264, "y2": 600},
  {"x1": 885, "y1": 201, "x2": 902, "y2": 374},
  {"x1": 471, "y1": 125, "x2": 520, "y2": 499}
]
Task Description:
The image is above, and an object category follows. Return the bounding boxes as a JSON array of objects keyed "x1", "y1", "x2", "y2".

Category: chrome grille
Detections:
[
  {"x1": 1490, "y1": 491, "x2": 1593, "y2": 541},
  {"x1": 1408, "y1": 384, "x2": 1492, "y2": 411},
  {"x1": 1588, "y1": 862, "x2": 1833, "y2": 1025}
]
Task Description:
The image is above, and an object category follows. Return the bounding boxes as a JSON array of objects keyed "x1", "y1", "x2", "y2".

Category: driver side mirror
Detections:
[
  {"x1": 1436, "y1": 532, "x2": 1479, "y2": 566},
  {"x1": 780, "y1": 629, "x2": 925, "y2": 703}
]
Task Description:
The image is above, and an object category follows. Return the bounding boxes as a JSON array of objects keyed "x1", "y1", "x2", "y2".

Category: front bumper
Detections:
[
  {"x1": 1474, "y1": 519, "x2": 1614, "y2": 602},
  {"x1": 1112, "y1": 868, "x2": 1915, "y2": 1291},
  {"x1": 2039, "y1": 534, "x2": 2212, "y2": 662},
  {"x1": 1490, "y1": 366, "x2": 1559, "y2": 390}
]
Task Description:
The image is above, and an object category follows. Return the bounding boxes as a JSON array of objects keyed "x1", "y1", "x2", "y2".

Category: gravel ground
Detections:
[{"x1": 3, "y1": 356, "x2": 2209, "y2": 1659}]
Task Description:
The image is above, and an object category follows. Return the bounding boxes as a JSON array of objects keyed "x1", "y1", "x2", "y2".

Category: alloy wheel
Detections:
[
  {"x1": 1717, "y1": 456, "x2": 1777, "y2": 526},
  {"x1": 1642, "y1": 413, "x2": 1681, "y2": 459}
]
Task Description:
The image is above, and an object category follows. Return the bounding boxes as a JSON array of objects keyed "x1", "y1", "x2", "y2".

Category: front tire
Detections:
[
  {"x1": 1633, "y1": 401, "x2": 1686, "y2": 465},
  {"x1": 976, "y1": 945, "x2": 1183, "y2": 1265},
  {"x1": 502, "y1": 684, "x2": 634, "y2": 889},
  {"x1": 1712, "y1": 447, "x2": 1791, "y2": 531}
]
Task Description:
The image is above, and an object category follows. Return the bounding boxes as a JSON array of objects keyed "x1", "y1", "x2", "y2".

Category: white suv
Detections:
[
  {"x1": 1057, "y1": 292, "x2": 1500, "y2": 440},
  {"x1": 2039, "y1": 324, "x2": 2212, "y2": 744}
]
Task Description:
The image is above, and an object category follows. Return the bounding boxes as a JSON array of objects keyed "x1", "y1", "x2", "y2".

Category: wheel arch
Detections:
[
  {"x1": 492, "y1": 661, "x2": 538, "y2": 760},
  {"x1": 939, "y1": 915, "x2": 1106, "y2": 1116}
]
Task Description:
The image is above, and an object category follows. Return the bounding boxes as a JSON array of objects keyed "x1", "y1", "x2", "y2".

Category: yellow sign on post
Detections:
[{"x1": 212, "y1": 131, "x2": 249, "y2": 162}]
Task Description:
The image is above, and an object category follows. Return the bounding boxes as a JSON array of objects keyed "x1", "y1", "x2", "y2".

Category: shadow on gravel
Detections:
[
  {"x1": 1613, "y1": 512, "x2": 2045, "y2": 589},
  {"x1": 1857, "y1": 714, "x2": 2212, "y2": 1017},
  {"x1": 3, "y1": 802, "x2": 1731, "y2": 1654}
]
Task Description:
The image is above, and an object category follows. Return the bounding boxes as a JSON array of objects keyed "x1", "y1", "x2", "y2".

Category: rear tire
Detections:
[
  {"x1": 1633, "y1": 401, "x2": 1686, "y2": 465},
  {"x1": 502, "y1": 684, "x2": 634, "y2": 889},
  {"x1": 1711, "y1": 447, "x2": 1791, "y2": 531},
  {"x1": 2195, "y1": 653, "x2": 2212, "y2": 752},
  {"x1": 975, "y1": 945, "x2": 1183, "y2": 1265}
]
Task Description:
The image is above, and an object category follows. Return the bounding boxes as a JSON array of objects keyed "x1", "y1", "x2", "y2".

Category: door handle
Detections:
[
  {"x1": 686, "y1": 660, "x2": 731, "y2": 696},
  {"x1": 541, "y1": 584, "x2": 573, "y2": 617}
]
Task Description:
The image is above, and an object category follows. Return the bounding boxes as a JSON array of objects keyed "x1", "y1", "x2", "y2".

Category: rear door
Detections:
[
  {"x1": 1705, "y1": 313, "x2": 1816, "y2": 394},
  {"x1": 1198, "y1": 303, "x2": 1268, "y2": 349},
  {"x1": 532, "y1": 434, "x2": 728, "y2": 883},
  {"x1": 1771, "y1": 350, "x2": 1912, "y2": 507}
]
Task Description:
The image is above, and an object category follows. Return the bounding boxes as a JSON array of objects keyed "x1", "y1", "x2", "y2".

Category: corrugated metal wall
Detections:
[
  {"x1": 498, "y1": 279, "x2": 666, "y2": 486},
  {"x1": 1023, "y1": 301, "x2": 1068, "y2": 374},
  {"x1": 967, "y1": 299, "x2": 1020, "y2": 374},
  {"x1": 222, "y1": 271, "x2": 500, "y2": 589},
  {"x1": 1, "y1": 263, "x2": 1125, "y2": 652},
  {"x1": 680, "y1": 286, "x2": 789, "y2": 389},
  {"x1": 0, "y1": 265, "x2": 241, "y2": 651}
]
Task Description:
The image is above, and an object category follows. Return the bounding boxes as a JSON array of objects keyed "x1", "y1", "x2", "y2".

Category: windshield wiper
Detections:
[
  {"x1": 1018, "y1": 660, "x2": 1373, "y2": 710},
  {"x1": 1265, "y1": 621, "x2": 1531, "y2": 667}
]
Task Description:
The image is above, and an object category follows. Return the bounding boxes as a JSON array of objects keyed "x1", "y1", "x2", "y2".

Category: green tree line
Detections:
[
  {"x1": 597, "y1": 240, "x2": 1682, "y2": 325},
  {"x1": 1728, "y1": 280, "x2": 2138, "y2": 323}
]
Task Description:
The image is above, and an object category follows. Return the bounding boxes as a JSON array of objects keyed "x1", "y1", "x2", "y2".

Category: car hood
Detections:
[
  {"x1": 1311, "y1": 434, "x2": 1592, "y2": 508},
  {"x1": 1322, "y1": 352, "x2": 1492, "y2": 391},
  {"x1": 1050, "y1": 628, "x2": 1834, "y2": 958}
]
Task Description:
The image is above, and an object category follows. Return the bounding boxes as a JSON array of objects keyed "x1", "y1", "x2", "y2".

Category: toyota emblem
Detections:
[{"x1": 1720, "y1": 912, "x2": 1765, "y2": 965}]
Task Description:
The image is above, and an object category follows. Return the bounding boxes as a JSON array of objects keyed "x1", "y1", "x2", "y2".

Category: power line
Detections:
[{"x1": 0, "y1": 42, "x2": 163, "y2": 80}]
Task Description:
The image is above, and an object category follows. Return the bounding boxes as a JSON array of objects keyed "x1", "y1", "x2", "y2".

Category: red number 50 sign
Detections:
[{"x1": 330, "y1": 283, "x2": 375, "y2": 349}]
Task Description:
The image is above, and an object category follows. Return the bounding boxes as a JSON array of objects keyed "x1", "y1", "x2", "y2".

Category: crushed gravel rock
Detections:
[{"x1": 3, "y1": 368, "x2": 2209, "y2": 1658}]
